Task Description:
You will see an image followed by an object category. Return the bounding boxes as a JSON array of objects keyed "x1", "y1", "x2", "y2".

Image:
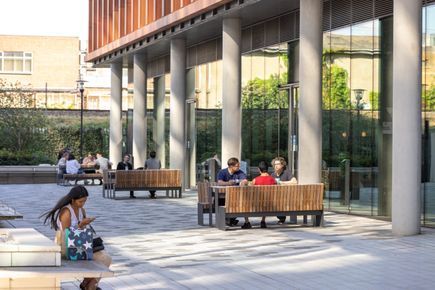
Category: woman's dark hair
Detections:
[
  {"x1": 68, "y1": 153, "x2": 75, "y2": 161},
  {"x1": 40, "y1": 185, "x2": 89, "y2": 230},
  {"x1": 258, "y1": 161, "x2": 269, "y2": 173}
]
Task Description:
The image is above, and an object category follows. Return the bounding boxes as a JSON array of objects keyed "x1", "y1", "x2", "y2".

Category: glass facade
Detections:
[
  {"x1": 322, "y1": 20, "x2": 382, "y2": 216},
  {"x1": 422, "y1": 4, "x2": 435, "y2": 226},
  {"x1": 189, "y1": 2, "x2": 435, "y2": 225},
  {"x1": 240, "y1": 45, "x2": 289, "y2": 177}
]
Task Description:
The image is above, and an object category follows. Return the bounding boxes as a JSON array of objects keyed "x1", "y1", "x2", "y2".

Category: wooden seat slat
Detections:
[
  {"x1": 109, "y1": 169, "x2": 182, "y2": 199},
  {"x1": 216, "y1": 184, "x2": 324, "y2": 230}
]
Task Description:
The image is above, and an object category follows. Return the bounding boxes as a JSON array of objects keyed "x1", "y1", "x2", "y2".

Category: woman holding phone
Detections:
[{"x1": 41, "y1": 185, "x2": 111, "y2": 290}]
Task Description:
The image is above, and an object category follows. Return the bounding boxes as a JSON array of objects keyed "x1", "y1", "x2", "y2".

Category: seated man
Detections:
[
  {"x1": 82, "y1": 153, "x2": 96, "y2": 173},
  {"x1": 217, "y1": 157, "x2": 248, "y2": 226},
  {"x1": 144, "y1": 150, "x2": 161, "y2": 198}
]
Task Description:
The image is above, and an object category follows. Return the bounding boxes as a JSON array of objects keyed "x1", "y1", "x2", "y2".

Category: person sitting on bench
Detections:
[{"x1": 41, "y1": 186, "x2": 112, "y2": 290}]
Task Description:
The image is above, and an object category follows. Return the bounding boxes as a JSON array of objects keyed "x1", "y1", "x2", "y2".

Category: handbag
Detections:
[
  {"x1": 89, "y1": 225, "x2": 105, "y2": 253},
  {"x1": 64, "y1": 227, "x2": 93, "y2": 260}
]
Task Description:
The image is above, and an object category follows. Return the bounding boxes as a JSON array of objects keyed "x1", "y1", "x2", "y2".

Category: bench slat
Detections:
[
  {"x1": 111, "y1": 170, "x2": 182, "y2": 198},
  {"x1": 225, "y1": 184, "x2": 324, "y2": 213},
  {"x1": 0, "y1": 260, "x2": 113, "y2": 279}
]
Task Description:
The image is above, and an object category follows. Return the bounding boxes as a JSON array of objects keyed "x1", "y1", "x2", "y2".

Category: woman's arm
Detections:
[{"x1": 58, "y1": 208, "x2": 71, "y2": 230}]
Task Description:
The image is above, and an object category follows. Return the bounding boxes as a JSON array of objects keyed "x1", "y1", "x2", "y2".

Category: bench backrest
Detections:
[
  {"x1": 102, "y1": 170, "x2": 115, "y2": 184},
  {"x1": 197, "y1": 181, "x2": 218, "y2": 204},
  {"x1": 115, "y1": 169, "x2": 181, "y2": 189},
  {"x1": 224, "y1": 184, "x2": 324, "y2": 213}
]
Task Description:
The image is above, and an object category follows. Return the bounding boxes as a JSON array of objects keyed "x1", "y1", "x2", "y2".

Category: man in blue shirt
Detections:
[
  {"x1": 217, "y1": 157, "x2": 248, "y2": 226},
  {"x1": 217, "y1": 157, "x2": 248, "y2": 186}
]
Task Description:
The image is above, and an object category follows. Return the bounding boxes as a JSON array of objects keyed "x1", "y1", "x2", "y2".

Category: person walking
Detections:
[{"x1": 144, "y1": 151, "x2": 161, "y2": 198}]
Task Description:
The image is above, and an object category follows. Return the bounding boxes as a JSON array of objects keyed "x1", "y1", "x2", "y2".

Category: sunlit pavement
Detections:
[{"x1": 1, "y1": 184, "x2": 435, "y2": 290}]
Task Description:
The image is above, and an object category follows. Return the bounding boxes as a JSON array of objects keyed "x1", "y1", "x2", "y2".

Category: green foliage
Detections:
[
  {"x1": 424, "y1": 83, "x2": 435, "y2": 110},
  {"x1": 0, "y1": 79, "x2": 49, "y2": 159},
  {"x1": 196, "y1": 110, "x2": 221, "y2": 163},
  {"x1": 322, "y1": 60, "x2": 351, "y2": 109},
  {"x1": 241, "y1": 74, "x2": 288, "y2": 109},
  {"x1": 0, "y1": 149, "x2": 53, "y2": 165},
  {"x1": 369, "y1": 91, "x2": 379, "y2": 110},
  {"x1": 0, "y1": 80, "x2": 110, "y2": 165}
]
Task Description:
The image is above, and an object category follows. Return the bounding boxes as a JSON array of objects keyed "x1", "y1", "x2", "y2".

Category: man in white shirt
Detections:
[{"x1": 95, "y1": 152, "x2": 112, "y2": 173}]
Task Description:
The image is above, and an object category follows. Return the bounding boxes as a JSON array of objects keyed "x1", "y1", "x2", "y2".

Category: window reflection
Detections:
[
  {"x1": 240, "y1": 46, "x2": 288, "y2": 177},
  {"x1": 422, "y1": 4, "x2": 435, "y2": 226}
]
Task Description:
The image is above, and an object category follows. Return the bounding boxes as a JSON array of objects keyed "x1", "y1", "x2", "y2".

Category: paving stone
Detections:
[{"x1": 1, "y1": 184, "x2": 435, "y2": 289}]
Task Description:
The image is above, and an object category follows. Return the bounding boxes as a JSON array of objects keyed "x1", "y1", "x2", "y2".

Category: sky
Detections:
[{"x1": 0, "y1": 0, "x2": 88, "y2": 41}]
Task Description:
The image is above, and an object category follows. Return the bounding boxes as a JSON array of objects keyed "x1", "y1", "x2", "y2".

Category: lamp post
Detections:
[
  {"x1": 353, "y1": 89, "x2": 365, "y2": 113},
  {"x1": 76, "y1": 79, "x2": 86, "y2": 160}
]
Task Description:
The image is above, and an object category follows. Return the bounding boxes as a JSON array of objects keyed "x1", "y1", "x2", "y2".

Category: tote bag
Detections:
[{"x1": 64, "y1": 227, "x2": 93, "y2": 260}]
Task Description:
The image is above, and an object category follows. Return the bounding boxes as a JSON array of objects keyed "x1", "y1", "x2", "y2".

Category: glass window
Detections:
[
  {"x1": 195, "y1": 61, "x2": 222, "y2": 168},
  {"x1": 0, "y1": 51, "x2": 32, "y2": 73},
  {"x1": 240, "y1": 44, "x2": 288, "y2": 178},
  {"x1": 422, "y1": 3, "x2": 435, "y2": 226},
  {"x1": 348, "y1": 20, "x2": 378, "y2": 216}
]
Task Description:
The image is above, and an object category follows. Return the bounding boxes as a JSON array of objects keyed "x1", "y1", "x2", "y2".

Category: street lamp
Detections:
[
  {"x1": 76, "y1": 78, "x2": 86, "y2": 160},
  {"x1": 353, "y1": 89, "x2": 365, "y2": 111}
]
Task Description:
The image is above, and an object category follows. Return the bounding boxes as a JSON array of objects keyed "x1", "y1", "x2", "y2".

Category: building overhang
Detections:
[{"x1": 86, "y1": 0, "x2": 299, "y2": 68}]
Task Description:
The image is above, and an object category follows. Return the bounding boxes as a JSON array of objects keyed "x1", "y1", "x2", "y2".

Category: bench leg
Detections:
[
  {"x1": 217, "y1": 206, "x2": 227, "y2": 230},
  {"x1": 313, "y1": 212, "x2": 323, "y2": 227},
  {"x1": 198, "y1": 203, "x2": 204, "y2": 226}
]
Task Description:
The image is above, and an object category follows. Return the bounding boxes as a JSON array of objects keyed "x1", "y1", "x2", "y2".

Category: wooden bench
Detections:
[
  {"x1": 216, "y1": 184, "x2": 324, "y2": 230},
  {"x1": 108, "y1": 169, "x2": 182, "y2": 199},
  {"x1": 0, "y1": 260, "x2": 113, "y2": 289},
  {"x1": 62, "y1": 173, "x2": 103, "y2": 185},
  {"x1": 101, "y1": 170, "x2": 115, "y2": 198},
  {"x1": 197, "y1": 181, "x2": 214, "y2": 226}
]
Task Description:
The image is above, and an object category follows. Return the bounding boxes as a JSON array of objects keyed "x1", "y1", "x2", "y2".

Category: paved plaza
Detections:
[{"x1": 1, "y1": 184, "x2": 435, "y2": 290}]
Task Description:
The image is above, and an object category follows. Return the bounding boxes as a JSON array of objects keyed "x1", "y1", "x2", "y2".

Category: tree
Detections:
[
  {"x1": 424, "y1": 83, "x2": 435, "y2": 111},
  {"x1": 322, "y1": 58, "x2": 351, "y2": 110},
  {"x1": 241, "y1": 74, "x2": 288, "y2": 109},
  {"x1": 0, "y1": 79, "x2": 48, "y2": 152}
]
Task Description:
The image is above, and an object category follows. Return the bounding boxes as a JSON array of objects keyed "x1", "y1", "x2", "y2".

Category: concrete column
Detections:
[
  {"x1": 132, "y1": 53, "x2": 147, "y2": 169},
  {"x1": 153, "y1": 76, "x2": 166, "y2": 167},
  {"x1": 378, "y1": 17, "x2": 394, "y2": 217},
  {"x1": 109, "y1": 61, "x2": 123, "y2": 165},
  {"x1": 298, "y1": 0, "x2": 323, "y2": 184},
  {"x1": 186, "y1": 68, "x2": 196, "y2": 188},
  {"x1": 222, "y1": 18, "x2": 242, "y2": 164},
  {"x1": 392, "y1": 0, "x2": 422, "y2": 236},
  {"x1": 170, "y1": 38, "x2": 186, "y2": 179}
]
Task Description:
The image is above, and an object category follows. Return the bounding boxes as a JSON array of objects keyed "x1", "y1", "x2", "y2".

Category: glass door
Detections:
[{"x1": 278, "y1": 83, "x2": 299, "y2": 176}]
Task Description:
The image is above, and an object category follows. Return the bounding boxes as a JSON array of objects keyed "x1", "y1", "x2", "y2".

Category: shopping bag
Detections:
[{"x1": 64, "y1": 227, "x2": 93, "y2": 260}]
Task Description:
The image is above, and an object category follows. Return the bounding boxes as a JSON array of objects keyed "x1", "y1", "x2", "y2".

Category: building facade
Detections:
[
  {"x1": 86, "y1": 0, "x2": 435, "y2": 235},
  {"x1": 0, "y1": 35, "x2": 82, "y2": 108}
]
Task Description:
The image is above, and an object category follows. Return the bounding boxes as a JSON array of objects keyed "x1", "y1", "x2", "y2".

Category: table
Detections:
[{"x1": 208, "y1": 185, "x2": 230, "y2": 227}]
